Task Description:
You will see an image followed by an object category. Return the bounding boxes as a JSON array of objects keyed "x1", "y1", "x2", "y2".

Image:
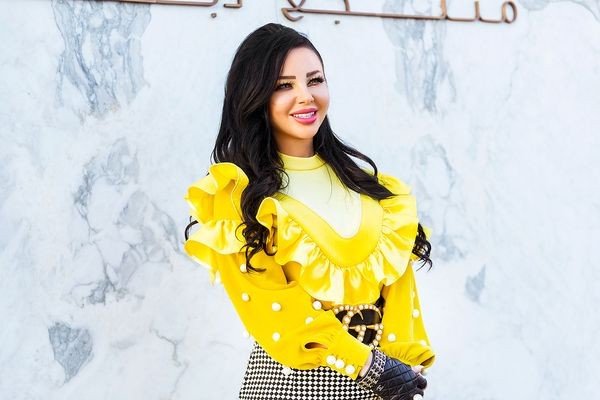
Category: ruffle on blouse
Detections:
[
  {"x1": 184, "y1": 163, "x2": 249, "y2": 281},
  {"x1": 184, "y1": 162, "x2": 426, "y2": 304}
]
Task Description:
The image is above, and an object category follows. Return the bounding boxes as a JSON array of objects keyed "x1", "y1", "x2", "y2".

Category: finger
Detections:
[
  {"x1": 416, "y1": 375, "x2": 428, "y2": 390},
  {"x1": 412, "y1": 365, "x2": 424, "y2": 374}
]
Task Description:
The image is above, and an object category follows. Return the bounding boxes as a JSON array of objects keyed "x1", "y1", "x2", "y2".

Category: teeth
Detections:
[{"x1": 293, "y1": 111, "x2": 315, "y2": 118}]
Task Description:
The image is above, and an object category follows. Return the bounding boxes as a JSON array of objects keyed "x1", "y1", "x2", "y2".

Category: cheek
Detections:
[
  {"x1": 271, "y1": 94, "x2": 291, "y2": 114},
  {"x1": 314, "y1": 87, "x2": 330, "y2": 108},
  {"x1": 269, "y1": 96, "x2": 291, "y2": 126}
]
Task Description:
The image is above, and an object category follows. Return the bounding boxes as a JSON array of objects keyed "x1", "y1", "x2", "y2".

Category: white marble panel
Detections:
[{"x1": 0, "y1": 0, "x2": 598, "y2": 399}]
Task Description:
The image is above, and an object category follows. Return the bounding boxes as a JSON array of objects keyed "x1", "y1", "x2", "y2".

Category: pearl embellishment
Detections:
[{"x1": 332, "y1": 303, "x2": 384, "y2": 349}]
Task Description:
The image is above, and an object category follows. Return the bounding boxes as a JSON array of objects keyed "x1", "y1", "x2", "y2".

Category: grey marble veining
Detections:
[
  {"x1": 411, "y1": 134, "x2": 465, "y2": 262},
  {"x1": 465, "y1": 264, "x2": 486, "y2": 303},
  {"x1": 382, "y1": 0, "x2": 457, "y2": 113},
  {"x1": 69, "y1": 138, "x2": 178, "y2": 307},
  {"x1": 521, "y1": 0, "x2": 600, "y2": 21},
  {"x1": 0, "y1": 155, "x2": 15, "y2": 253},
  {"x1": 150, "y1": 326, "x2": 190, "y2": 399},
  {"x1": 52, "y1": 0, "x2": 150, "y2": 119},
  {"x1": 48, "y1": 322, "x2": 93, "y2": 382},
  {"x1": 74, "y1": 138, "x2": 139, "y2": 219}
]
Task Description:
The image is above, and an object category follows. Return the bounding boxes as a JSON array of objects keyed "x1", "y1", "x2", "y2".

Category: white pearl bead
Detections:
[
  {"x1": 345, "y1": 364, "x2": 356, "y2": 375},
  {"x1": 305, "y1": 317, "x2": 314, "y2": 324},
  {"x1": 312, "y1": 300, "x2": 322, "y2": 310},
  {"x1": 387, "y1": 333, "x2": 397, "y2": 342},
  {"x1": 412, "y1": 309, "x2": 420, "y2": 318},
  {"x1": 282, "y1": 366, "x2": 292, "y2": 376},
  {"x1": 272, "y1": 332, "x2": 280, "y2": 341},
  {"x1": 413, "y1": 394, "x2": 423, "y2": 400},
  {"x1": 239, "y1": 263, "x2": 247, "y2": 273},
  {"x1": 271, "y1": 302, "x2": 282, "y2": 311},
  {"x1": 326, "y1": 355, "x2": 337, "y2": 365},
  {"x1": 335, "y1": 359, "x2": 345, "y2": 369},
  {"x1": 241, "y1": 293, "x2": 250, "y2": 302}
]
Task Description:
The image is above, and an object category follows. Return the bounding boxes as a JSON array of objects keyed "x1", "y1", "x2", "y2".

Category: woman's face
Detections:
[{"x1": 268, "y1": 47, "x2": 329, "y2": 157}]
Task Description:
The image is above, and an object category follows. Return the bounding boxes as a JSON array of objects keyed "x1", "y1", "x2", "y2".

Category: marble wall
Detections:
[{"x1": 1, "y1": 0, "x2": 599, "y2": 399}]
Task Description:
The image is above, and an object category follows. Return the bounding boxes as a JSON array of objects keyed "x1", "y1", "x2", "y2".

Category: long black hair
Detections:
[{"x1": 184, "y1": 23, "x2": 432, "y2": 273}]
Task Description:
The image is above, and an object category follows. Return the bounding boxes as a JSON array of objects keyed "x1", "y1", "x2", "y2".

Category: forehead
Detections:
[{"x1": 280, "y1": 47, "x2": 323, "y2": 74}]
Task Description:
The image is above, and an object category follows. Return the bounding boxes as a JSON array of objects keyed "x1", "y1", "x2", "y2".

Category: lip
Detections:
[
  {"x1": 290, "y1": 109, "x2": 318, "y2": 124},
  {"x1": 290, "y1": 107, "x2": 318, "y2": 115}
]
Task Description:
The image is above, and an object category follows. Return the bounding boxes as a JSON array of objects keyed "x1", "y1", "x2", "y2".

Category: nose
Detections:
[{"x1": 297, "y1": 84, "x2": 314, "y2": 104}]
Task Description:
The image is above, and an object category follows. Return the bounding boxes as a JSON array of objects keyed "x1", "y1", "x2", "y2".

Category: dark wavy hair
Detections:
[{"x1": 184, "y1": 23, "x2": 432, "y2": 273}]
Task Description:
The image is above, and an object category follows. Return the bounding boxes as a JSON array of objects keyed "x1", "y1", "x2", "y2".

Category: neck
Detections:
[
  {"x1": 277, "y1": 151, "x2": 325, "y2": 171},
  {"x1": 275, "y1": 138, "x2": 314, "y2": 157}
]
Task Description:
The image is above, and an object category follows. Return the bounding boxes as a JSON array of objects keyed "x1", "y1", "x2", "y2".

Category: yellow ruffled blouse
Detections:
[{"x1": 183, "y1": 153, "x2": 436, "y2": 380}]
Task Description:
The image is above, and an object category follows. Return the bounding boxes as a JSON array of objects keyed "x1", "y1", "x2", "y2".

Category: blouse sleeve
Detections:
[
  {"x1": 374, "y1": 171, "x2": 436, "y2": 368},
  {"x1": 378, "y1": 260, "x2": 436, "y2": 368},
  {"x1": 183, "y1": 163, "x2": 372, "y2": 379}
]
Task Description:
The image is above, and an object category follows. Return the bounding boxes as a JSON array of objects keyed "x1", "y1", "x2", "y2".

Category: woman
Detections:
[{"x1": 183, "y1": 23, "x2": 435, "y2": 400}]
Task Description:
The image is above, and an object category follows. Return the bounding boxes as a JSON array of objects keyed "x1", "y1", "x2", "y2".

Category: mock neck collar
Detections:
[{"x1": 277, "y1": 151, "x2": 325, "y2": 171}]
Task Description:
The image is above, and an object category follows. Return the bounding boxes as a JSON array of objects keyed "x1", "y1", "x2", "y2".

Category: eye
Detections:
[
  {"x1": 309, "y1": 76, "x2": 325, "y2": 85},
  {"x1": 275, "y1": 76, "x2": 326, "y2": 91},
  {"x1": 275, "y1": 81, "x2": 293, "y2": 90}
]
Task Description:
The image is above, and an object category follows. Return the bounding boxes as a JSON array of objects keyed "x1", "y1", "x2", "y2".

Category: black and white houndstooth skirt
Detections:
[{"x1": 238, "y1": 342, "x2": 379, "y2": 400}]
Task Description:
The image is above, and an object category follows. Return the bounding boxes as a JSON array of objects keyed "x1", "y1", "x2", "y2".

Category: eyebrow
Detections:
[{"x1": 278, "y1": 70, "x2": 322, "y2": 80}]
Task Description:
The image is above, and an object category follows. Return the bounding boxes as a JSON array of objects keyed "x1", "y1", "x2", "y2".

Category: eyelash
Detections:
[{"x1": 276, "y1": 76, "x2": 325, "y2": 90}]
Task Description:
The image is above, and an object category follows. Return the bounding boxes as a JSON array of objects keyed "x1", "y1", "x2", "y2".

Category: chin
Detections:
[{"x1": 292, "y1": 130, "x2": 319, "y2": 140}]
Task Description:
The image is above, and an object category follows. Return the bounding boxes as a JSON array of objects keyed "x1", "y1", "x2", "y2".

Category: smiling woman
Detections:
[
  {"x1": 183, "y1": 23, "x2": 434, "y2": 400},
  {"x1": 268, "y1": 48, "x2": 330, "y2": 156}
]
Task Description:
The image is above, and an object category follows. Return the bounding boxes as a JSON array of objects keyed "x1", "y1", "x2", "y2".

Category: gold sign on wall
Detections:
[{"x1": 117, "y1": 0, "x2": 518, "y2": 24}]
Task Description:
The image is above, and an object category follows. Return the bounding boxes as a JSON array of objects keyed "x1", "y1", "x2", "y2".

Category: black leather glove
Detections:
[{"x1": 357, "y1": 348, "x2": 428, "y2": 400}]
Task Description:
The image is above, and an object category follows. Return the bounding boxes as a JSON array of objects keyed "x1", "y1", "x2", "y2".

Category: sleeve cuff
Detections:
[{"x1": 323, "y1": 328, "x2": 372, "y2": 380}]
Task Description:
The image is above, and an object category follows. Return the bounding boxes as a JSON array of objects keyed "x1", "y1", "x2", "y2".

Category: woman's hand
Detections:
[
  {"x1": 411, "y1": 365, "x2": 426, "y2": 375},
  {"x1": 357, "y1": 349, "x2": 428, "y2": 400}
]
